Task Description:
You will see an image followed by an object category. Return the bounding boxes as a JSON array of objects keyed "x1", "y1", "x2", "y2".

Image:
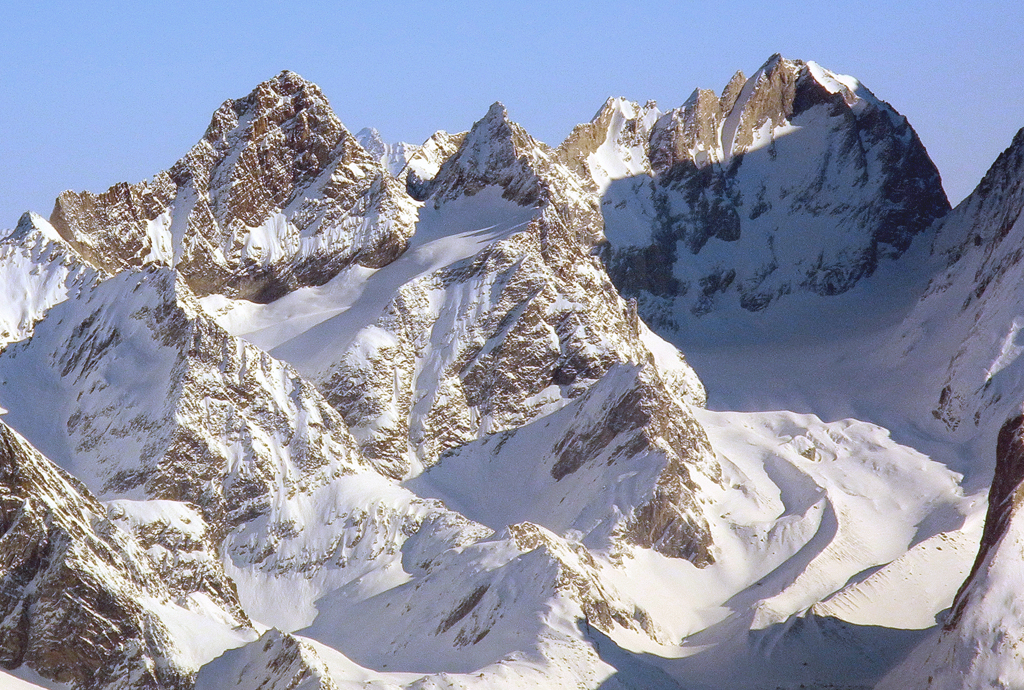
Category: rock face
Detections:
[
  {"x1": 51, "y1": 71, "x2": 418, "y2": 302},
  {"x1": 0, "y1": 422, "x2": 195, "y2": 689},
  {"x1": 555, "y1": 97, "x2": 661, "y2": 192},
  {"x1": 596, "y1": 54, "x2": 949, "y2": 331}
]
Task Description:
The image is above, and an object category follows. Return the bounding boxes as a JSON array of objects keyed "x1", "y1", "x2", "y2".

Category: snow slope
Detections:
[{"x1": 877, "y1": 413, "x2": 1024, "y2": 690}]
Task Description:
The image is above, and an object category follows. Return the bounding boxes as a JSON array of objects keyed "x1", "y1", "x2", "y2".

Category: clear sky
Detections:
[{"x1": 2, "y1": 1, "x2": 1022, "y2": 227}]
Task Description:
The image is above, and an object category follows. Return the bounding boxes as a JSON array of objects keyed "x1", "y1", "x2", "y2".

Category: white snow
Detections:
[
  {"x1": 583, "y1": 98, "x2": 658, "y2": 192},
  {"x1": 0, "y1": 669, "x2": 68, "y2": 690},
  {"x1": 248, "y1": 186, "x2": 535, "y2": 374},
  {"x1": 0, "y1": 212, "x2": 102, "y2": 350},
  {"x1": 106, "y1": 499, "x2": 208, "y2": 538},
  {"x1": 878, "y1": 501, "x2": 1024, "y2": 689}
]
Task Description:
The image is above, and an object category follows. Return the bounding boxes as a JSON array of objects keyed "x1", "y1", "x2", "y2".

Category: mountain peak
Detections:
[
  {"x1": 10, "y1": 211, "x2": 63, "y2": 244},
  {"x1": 484, "y1": 100, "x2": 509, "y2": 122},
  {"x1": 201, "y1": 69, "x2": 341, "y2": 148},
  {"x1": 593, "y1": 96, "x2": 641, "y2": 123},
  {"x1": 255, "y1": 69, "x2": 320, "y2": 99},
  {"x1": 425, "y1": 101, "x2": 549, "y2": 206},
  {"x1": 557, "y1": 96, "x2": 659, "y2": 191},
  {"x1": 609, "y1": 55, "x2": 949, "y2": 326},
  {"x1": 760, "y1": 51, "x2": 788, "y2": 72},
  {"x1": 355, "y1": 126, "x2": 387, "y2": 159}
]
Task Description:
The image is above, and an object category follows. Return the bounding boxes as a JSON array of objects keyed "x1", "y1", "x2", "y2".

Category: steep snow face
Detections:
[
  {"x1": 50, "y1": 71, "x2": 419, "y2": 303},
  {"x1": 878, "y1": 413, "x2": 1024, "y2": 690},
  {"x1": 600, "y1": 55, "x2": 949, "y2": 337},
  {"x1": 556, "y1": 97, "x2": 662, "y2": 193},
  {"x1": 889, "y1": 127, "x2": 1024, "y2": 443},
  {"x1": 107, "y1": 499, "x2": 252, "y2": 631},
  {"x1": 0, "y1": 422, "x2": 252, "y2": 690},
  {"x1": 0, "y1": 212, "x2": 103, "y2": 350}
]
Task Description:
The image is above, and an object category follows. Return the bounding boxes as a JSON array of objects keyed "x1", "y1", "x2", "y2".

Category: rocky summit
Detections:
[{"x1": 1, "y1": 56, "x2": 1023, "y2": 689}]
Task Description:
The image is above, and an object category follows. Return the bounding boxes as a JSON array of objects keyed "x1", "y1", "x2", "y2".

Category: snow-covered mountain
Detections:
[
  {"x1": 595, "y1": 55, "x2": 949, "y2": 338},
  {"x1": 1, "y1": 56, "x2": 1023, "y2": 689}
]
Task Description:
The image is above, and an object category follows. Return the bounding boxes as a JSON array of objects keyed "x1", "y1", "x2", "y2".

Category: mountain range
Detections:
[{"x1": 2, "y1": 54, "x2": 1024, "y2": 689}]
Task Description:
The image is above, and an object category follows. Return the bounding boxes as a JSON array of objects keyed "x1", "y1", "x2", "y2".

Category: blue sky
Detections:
[{"x1": 2, "y1": 1, "x2": 1022, "y2": 226}]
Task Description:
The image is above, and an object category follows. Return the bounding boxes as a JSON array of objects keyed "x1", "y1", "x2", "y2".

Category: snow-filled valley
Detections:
[{"x1": 2, "y1": 55, "x2": 1024, "y2": 690}]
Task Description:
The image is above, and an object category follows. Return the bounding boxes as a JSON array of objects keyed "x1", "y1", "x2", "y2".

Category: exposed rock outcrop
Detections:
[
  {"x1": 0, "y1": 422, "x2": 197, "y2": 689},
  {"x1": 51, "y1": 71, "x2": 418, "y2": 302}
]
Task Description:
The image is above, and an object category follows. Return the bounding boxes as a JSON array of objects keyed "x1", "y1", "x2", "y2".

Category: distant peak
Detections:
[
  {"x1": 10, "y1": 211, "x2": 62, "y2": 243},
  {"x1": 593, "y1": 96, "x2": 639, "y2": 122},
  {"x1": 352, "y1": 126, "x2": 385, "y2": 148},
  {"x1": 15, "y1": 211, "x2": 43, "y2": 232},
  {"x1": 683, "y1": 87, "x2": 719, "y2": 110},
  {"x1": 462, "y1": 101, "x2": 522, "y2": 148},
  {"x1": 426, "y1": 100, "x2": 547, "y2": 206},
  {"x1": 755, "y1": 53, "x2": 801, "y2": 80},
  {"x1": 485, "y1": 101, "x2": 509, "y2": 122}
]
